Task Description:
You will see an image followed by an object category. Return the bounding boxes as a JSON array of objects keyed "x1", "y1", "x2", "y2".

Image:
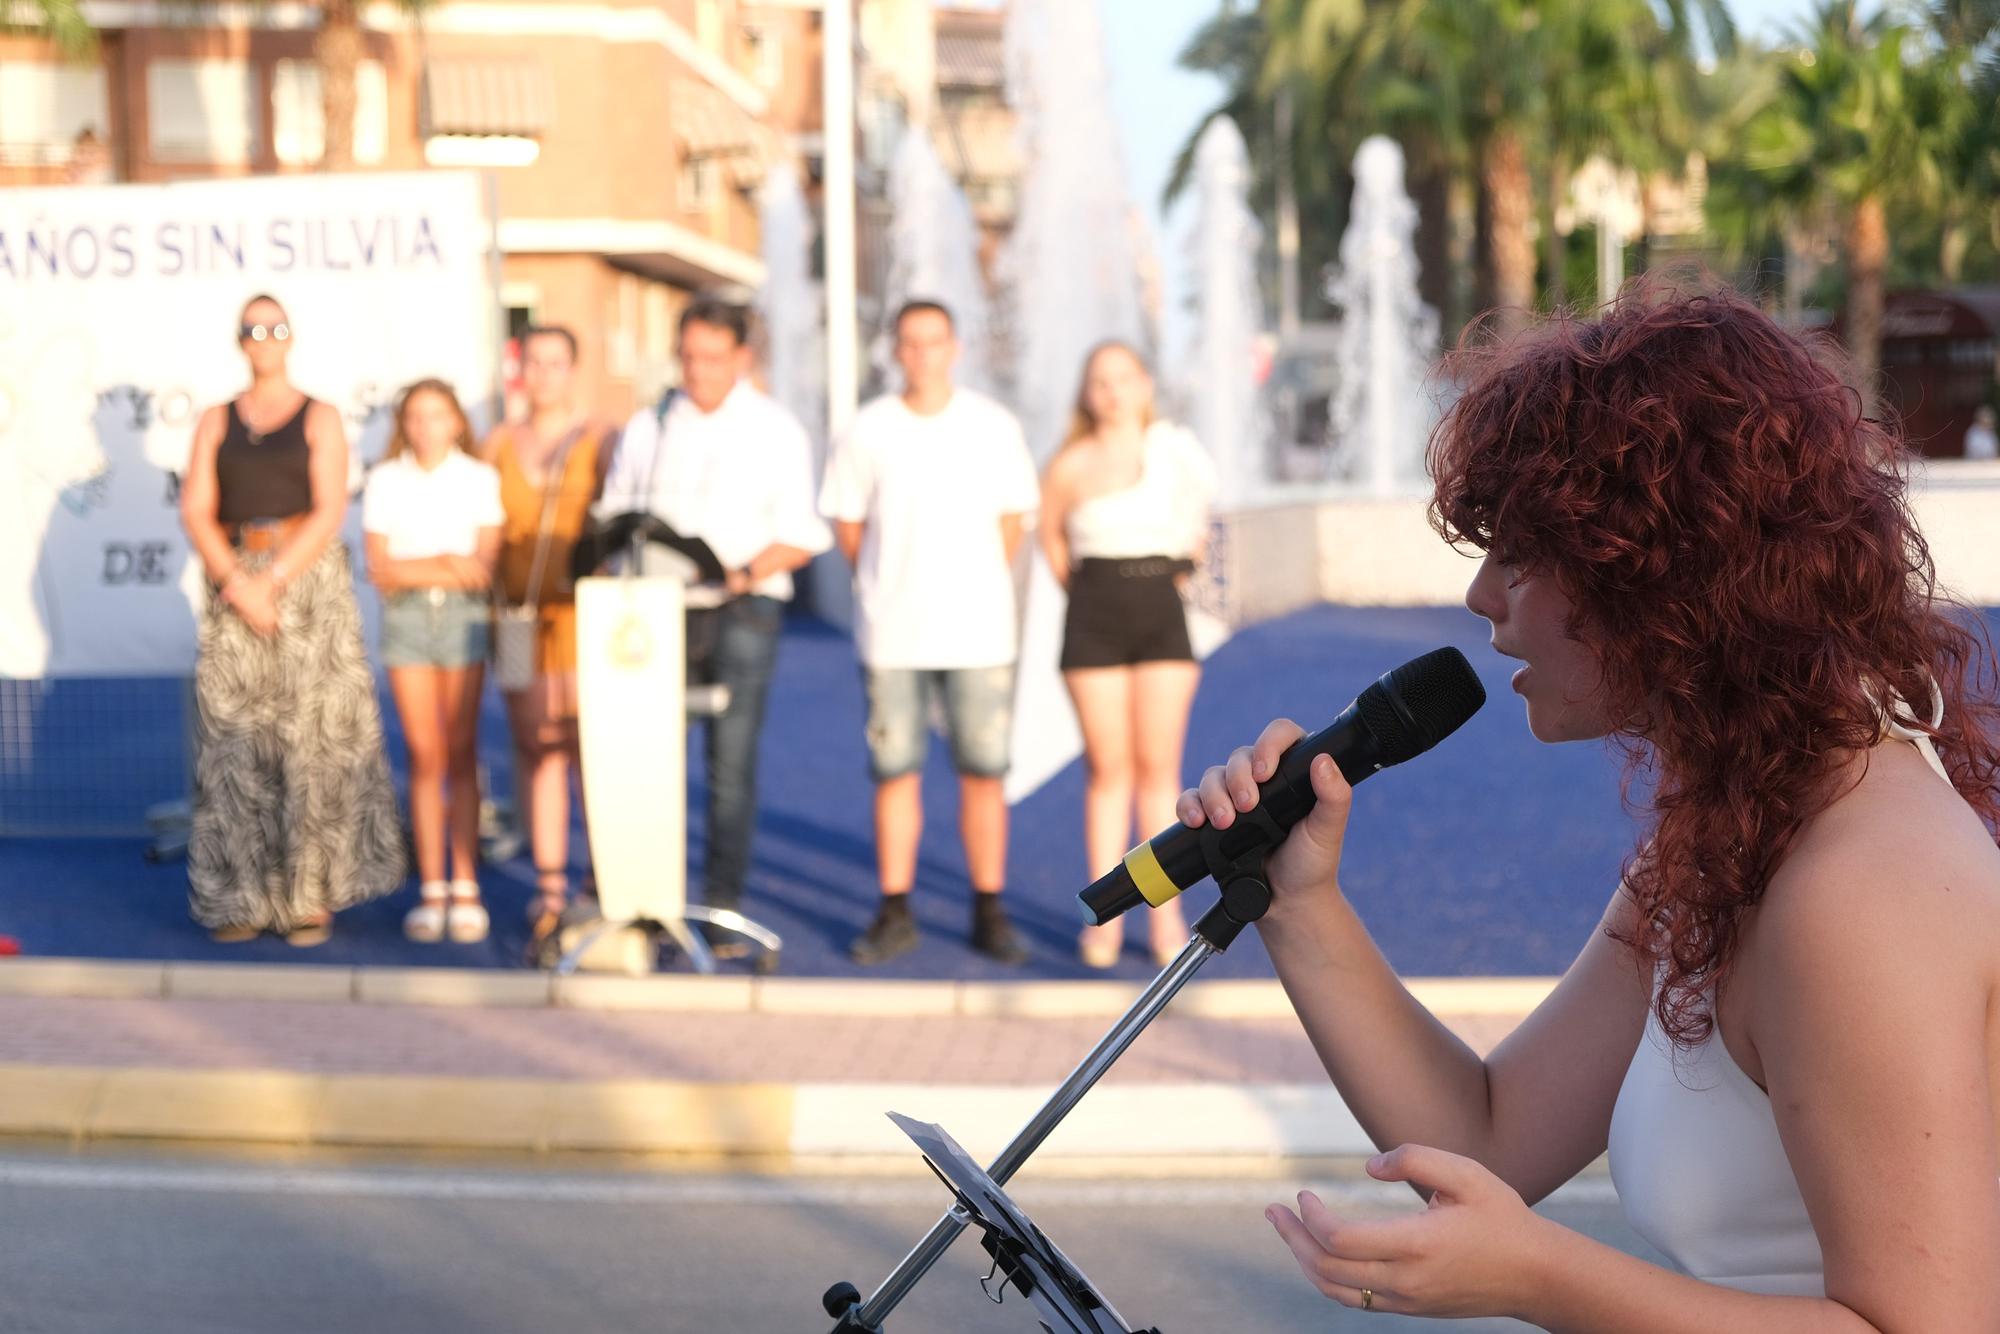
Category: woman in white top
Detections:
[
  {"x1": 363, "y1": 379, "x2": 503, "y2": 945},
  {"x1": 1180, "y1": 288, "x2": 1999, "y2": 1327},
  {"x1": 1042, "y1": 341, "x2": 1216, "y2": 969}
]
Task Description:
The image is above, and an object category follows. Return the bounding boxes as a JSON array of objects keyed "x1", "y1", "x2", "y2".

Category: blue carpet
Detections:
[{"x1": 0, "y1": 604, "x2": 1642, "y2": 979}]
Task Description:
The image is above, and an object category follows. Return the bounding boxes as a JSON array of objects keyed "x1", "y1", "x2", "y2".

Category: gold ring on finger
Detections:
[{"x1": 1361, "y1": 1287, "x2": 1374, "y2": 1311}]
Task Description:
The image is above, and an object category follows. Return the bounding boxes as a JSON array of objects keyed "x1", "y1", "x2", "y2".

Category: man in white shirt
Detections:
[
  {"x1": 820, "y1": 300, "x2": 1041, "y2": 965},
  {"x1": 600, "y1": 299, "x2": 831, "y2": 938}
]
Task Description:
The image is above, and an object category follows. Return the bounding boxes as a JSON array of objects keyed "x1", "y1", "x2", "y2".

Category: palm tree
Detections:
[
  {"x1": 0, "y1": 0, "x2": 93, "y2": 53},
  {"x1": 1164, "y1": 5, "x2": 1377, "y2": 326},
  {"x1": 1923, "y1": 0, "x2": 2000, "y2": 282},
  {"x1": 317, "y1": 0, "x2": 433, "y2": 170},
  {"x1": 1260, "y1": 0, "x2": 1722, "y2": 335},
  {"x1": 1535, "y1": 0, "x2": 1731, "y2": 307},
  {"x1": 1684, "y1": 44, "x2": 1794, "y2": 299},
  {"x1": 1738, "y1": 2, "x2": 1952, "y2": 406}
]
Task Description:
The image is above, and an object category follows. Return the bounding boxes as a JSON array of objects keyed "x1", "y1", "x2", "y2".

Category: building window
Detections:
[
  {"x1": 273, "y1": 58, "x2": 388, "y2": 166},
  {"x1": 146, "y1": 58, "x2": 257, "y2": 164},
  {"x1": 696, "y1": 0, "x2": 724, "y2": 55},
  {"x1": 0, "y1": 62, "x2": 111, "y2": 167},
  {"x1": 425, "y1": 135, "x2": 540, "y2": 168},
  {"x1": 611, "y1": 272, "x2": 639, "y2": 379},
  {"x1": 741, "y1": 22, "x2": 783, "y2": 88},
  {"x1": 420, "y1": 58, "x2": 550, "y2": 169},
  {"x1": 681, "y1": 154, "x2": 717, "y2": 211},
  {"x1": 643, "y1": 282, "x2": 672, "y2": 365}
]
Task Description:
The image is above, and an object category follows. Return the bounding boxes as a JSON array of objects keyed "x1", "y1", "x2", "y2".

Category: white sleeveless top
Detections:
[
  {"x1": 1064, "y1": 422, "x2": 1215, "y2": 561},
  {"x1": 1608, "y1": 1000, "x2": 1828, "y2": 1295},
  {"x1": 1607, "y1": 706, "x2": 1955, "y2": 1297}
]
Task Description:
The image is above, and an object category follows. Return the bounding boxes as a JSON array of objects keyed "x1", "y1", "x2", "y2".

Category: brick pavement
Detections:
[{"x1": 0, "y1": 995, "x2": 1520, "y2": 1085}]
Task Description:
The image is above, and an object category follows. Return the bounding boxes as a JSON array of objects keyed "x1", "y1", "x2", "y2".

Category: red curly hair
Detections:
[{"x1": 1428, "y1": 281, "x2": 2000, "y2": 1048}]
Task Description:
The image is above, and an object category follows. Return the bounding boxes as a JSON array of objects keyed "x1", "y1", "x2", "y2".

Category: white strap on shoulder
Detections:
[{"x1": 1880, "y1": 679, "x2": 1951, "y2": 784}]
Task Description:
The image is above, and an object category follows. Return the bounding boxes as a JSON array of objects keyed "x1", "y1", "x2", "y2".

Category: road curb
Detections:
[
  {"x1": 0, "y1": 957, "x2": 1557, "y2": 1019},
  {"x1": 0, "y1": 1060, "x2": 1386, "y2": 1161}
]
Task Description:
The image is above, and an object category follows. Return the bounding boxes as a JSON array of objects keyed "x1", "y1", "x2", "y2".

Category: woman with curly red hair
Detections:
[{"x1": 1182, "y1": 285, "x2": 2000, "y2": 1327}]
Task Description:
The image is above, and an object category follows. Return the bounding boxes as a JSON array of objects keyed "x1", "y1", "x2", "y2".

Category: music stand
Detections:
[
  {"x1": 822, "y1": 838, "x2": 1276, "y2": 1331},
  {"x1": 888, "y1": 1113, "x2": 1160, "y2": 1334}
]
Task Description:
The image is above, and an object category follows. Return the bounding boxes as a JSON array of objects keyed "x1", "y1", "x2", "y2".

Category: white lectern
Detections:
[{"x1": 567, "y1": 573, "x2": 781, "y2": 974}]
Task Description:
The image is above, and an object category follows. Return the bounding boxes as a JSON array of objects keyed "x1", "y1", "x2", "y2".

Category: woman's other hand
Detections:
[{"x1": 1268, "y1": 1145, "x2": 1555, "y2": 1320}]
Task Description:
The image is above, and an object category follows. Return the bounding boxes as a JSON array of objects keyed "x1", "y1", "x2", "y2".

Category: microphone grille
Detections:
[{"x1": 1362, "y1": 646, "x2": 1487, "y2": 766}]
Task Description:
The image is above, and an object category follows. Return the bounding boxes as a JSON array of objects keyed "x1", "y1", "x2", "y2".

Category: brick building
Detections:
[
  {"x1": 0, "y1": 0, "x2": 802, "y2": 419},
  {"x1": 1, "y1": 0, "x2": 1020, "y2": 417}
]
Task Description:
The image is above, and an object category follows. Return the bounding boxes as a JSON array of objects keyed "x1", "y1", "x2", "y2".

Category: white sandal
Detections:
[
  {"x1": 404, "y1": 882, "x2": 449, "y2": 943},
  {"x1": 446, "y1": 880, "x2": 490, "y2": 944}
]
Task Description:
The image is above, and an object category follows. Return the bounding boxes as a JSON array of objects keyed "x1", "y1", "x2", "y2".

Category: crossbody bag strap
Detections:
[
  {"x1": 514, "y1": 424, "x2": 588, "y2": 615},
  {"x1": 620, "y1": 388, "x2": 681, "y2": 578}
]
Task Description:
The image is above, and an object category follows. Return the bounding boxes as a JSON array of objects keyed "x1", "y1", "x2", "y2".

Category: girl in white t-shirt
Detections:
[{"x1": 362, "y1": 379, "x2": 504, "y2": 945}]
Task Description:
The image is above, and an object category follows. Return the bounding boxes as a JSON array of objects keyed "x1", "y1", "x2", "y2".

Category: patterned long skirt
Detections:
[{"x1": 188, "y1": 543, "x2": 406, "y2": 931}]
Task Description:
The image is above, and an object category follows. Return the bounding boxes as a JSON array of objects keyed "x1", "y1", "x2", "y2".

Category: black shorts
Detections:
[{"x1": 1060, "y1": 557, "x2": 1196, "y2": 671}]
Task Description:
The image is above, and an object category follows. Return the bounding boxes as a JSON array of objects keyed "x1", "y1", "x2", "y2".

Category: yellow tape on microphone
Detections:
[{"x1": 1122, "y1": 842, "x2": 1179, "y2": 909}]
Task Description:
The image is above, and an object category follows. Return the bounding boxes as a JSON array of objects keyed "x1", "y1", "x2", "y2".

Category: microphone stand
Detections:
[{"x1": 821, "y1": 833, "x2": 1276, "y2": 1332}]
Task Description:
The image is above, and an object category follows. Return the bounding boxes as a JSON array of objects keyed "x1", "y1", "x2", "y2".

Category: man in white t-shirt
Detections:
[
  {"x1": 820, "y1": 300, "x2": 1041, "y2": 966},
  {"x1": 597, "y1": 298, "x2": 831, "y2": 943}
]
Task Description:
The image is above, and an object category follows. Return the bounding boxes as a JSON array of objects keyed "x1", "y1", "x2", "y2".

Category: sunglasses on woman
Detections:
[{"x1": 240, "y1": 323, "x2": 291, "y2": 343}]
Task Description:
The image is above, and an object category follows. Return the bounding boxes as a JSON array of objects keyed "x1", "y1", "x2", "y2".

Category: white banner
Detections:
[{"x1": 0, "y1": 170, "x2": 494, "y2": 677}]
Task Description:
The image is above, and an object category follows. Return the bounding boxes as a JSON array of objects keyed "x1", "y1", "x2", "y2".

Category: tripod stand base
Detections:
[
  {"x1": 821, "y1": 1281, "x2": 869, "y2": 1327},
  {"x1": 824, "y1": 852, "x2": 1274, "y2": 1331},
  {"x1": 550, "y1": 905, "x2": 782, "y2": 976}
]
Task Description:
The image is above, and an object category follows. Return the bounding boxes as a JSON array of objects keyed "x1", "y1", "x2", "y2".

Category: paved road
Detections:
[{"x1": 0, "y1": 1148, "x2": 1666, "y2": 1333}]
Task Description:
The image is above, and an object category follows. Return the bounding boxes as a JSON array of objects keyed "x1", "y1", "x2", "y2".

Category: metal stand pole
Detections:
[{"x1": 823, "y1": 864, "x2": 1273, "y2": 1332}]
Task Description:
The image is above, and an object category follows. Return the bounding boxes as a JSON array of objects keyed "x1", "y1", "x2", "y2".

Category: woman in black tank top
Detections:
[
  {"x1": 213, "y1": 395, "x2": 314, "y2": 524},
  {"x1": 178, "y1": 294, "x2": 403, "y2": 946}
]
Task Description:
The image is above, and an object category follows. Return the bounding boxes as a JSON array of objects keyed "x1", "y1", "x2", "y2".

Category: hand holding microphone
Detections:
[
  {"x1": 1178, "y1": 717, "x2": 1355, "y2": 918},
  {"x1": 1078, "y1": 648, "x2": 1486, "y2": 926}
]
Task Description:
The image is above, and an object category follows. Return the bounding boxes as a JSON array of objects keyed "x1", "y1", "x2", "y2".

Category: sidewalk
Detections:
[{"x1": 0, "y1": 961, "x2": 1547, "y2": 1164}]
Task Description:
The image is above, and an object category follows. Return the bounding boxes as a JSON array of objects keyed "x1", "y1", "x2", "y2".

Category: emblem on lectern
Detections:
[{"x1": 609, "y1": 616, "x2": 654, "y2": 669}]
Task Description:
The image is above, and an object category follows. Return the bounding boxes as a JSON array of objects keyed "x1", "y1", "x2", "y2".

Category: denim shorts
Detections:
[
  {"x1": 862, "y1": 664, "x2": 1016, "y2": 782},
  {"x1": 380, "y1": 588, "x2": 491, "y2": 669}
]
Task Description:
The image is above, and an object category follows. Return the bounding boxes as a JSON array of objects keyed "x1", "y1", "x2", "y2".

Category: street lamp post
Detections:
[{"x1": 822, "y1": 0, "x2": 859, "y2": 448}]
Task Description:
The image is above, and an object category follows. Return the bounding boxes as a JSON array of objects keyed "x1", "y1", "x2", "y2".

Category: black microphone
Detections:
[{"x1": 1078, "y1": 646, "x2": 1487, "y2": 926}]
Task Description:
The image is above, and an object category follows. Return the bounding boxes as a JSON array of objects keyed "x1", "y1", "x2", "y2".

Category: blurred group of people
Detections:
[{"x1": 177, "y1": 292, "x2": 1212, "y2": 970}]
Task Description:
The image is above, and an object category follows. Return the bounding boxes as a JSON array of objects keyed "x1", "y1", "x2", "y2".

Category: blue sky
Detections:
[{"x1": 1094, "y1": 0, "x2": 1828, "y2": 356}]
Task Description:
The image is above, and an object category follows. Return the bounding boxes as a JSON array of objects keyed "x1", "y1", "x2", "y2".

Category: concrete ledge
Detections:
[
  {"x1": 88, "y1": 1069, "x2": 320, "y2": 1143},
  {"x1": 0, "y1": 1065, "x2": 103, "y2": 1137},
  {"x1": 0, "y1": 959, "x2": 167, "y2": 999},
  {"x1": 165, "y1": 962, "x2": 356, "y2": 1004},
  {"x1": 1215, "y1": 478, "x2": 2000, "y2": 610},
  {"x1": 553, "y1": 972, "x2": 753, "y2": 1013},
  {"x1": 549, "y1": 1080, "x2": 793, "y2": 1154},
  {"x1": 357, "y1": 968, "x2": 552, "y2": 1009},
  {"x1": 0, "y1": 956, "x2": 1559, "y2": 1020},
  {"x1": 315, "y1": 1075, "x2": 556, "y2": 1150},
  {"x1": 0, "y1": 1061, "x2": 1372, "y2": 1160}
]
